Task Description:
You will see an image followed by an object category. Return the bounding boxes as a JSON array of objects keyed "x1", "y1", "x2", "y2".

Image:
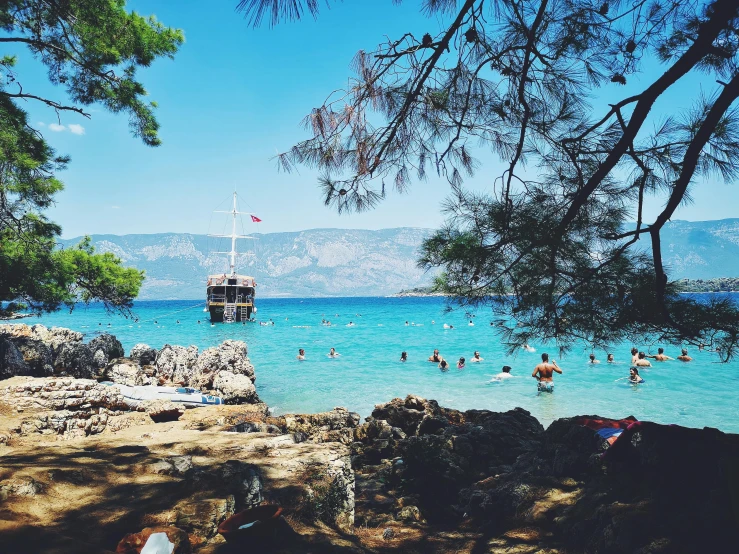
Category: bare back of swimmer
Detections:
[{"x1": 532, "y1": 353, "x2": 562, "y2": 382}]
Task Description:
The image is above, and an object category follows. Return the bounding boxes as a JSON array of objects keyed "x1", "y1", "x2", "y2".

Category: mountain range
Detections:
[{"x1": 59, "y1": 220, "x2": 739, "y2": 299}]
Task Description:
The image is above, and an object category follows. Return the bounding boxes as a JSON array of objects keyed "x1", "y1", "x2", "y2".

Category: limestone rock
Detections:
[
  {"x1": 103, "y1": 358, "x2": 146, "y2": 386},
  {"x1": 0, "y1": 476, "x2": 44, "y2": 499},
  {"x1": 0, "y1": 336, "x2": 31, "y2": 379},
  {"x1": 142, "y1": 399, "x2": 185, "y2": 422},
  {"x1": 146, "y1": 455, "x2": 193, "y2": 476},
  {"x1": 397, "y1": 505, "x2": 424, "y2": 522},
  {"x1": 156, "y1": 344, "x2": 198, "y2": 385},
  {"x1": 174, "y1": 494, "x2": 235, "y2": 539},
  {"x1": 1, "y1": 377, "x2": 128, "y2": 413},
  {"x1": 9, "y1": 337, "x2": 53, "y2": 377},
  {"x1": 116, "y1": 526, "x2": 191, "y2": 554},
  {"x1": 129, "y1": 343, "x2": 158, "y2": 366},
  {"x1": 53, "y1": 342, "x2": 95, "y2": 378},
  {"x1": 193, "y1": 340, "x2": 254, "y2": 390},
  {"x1": 219, "y1": 460, "x2": 263, "y2": 510},
  {"x1": 88, "y1": 333, "x2": 125, "y2": 369},
  {"x1": 212, "y1": 371, "x2": 259, "y2": 404}
]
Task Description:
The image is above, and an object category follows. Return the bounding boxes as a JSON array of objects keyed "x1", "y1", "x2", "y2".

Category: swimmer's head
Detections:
[
  {"x1": 607, "y1": 353, "x2": 614, "y2": 361},
  {"x1": 541, "y1": 353, "x2": 549, "y2": 362},
  {"x1": 440, "y1": 360, "x2": 448, "y2": 369},
  {"x1": 631, "y1": 347, "x2": 638, "y2": 355},
  {"x1": 299, "y1": 348, "x2": 305, "y2": 355},
  {"x1": 474, "y1": 351, "x2": 480, "y2": 357},
  {"x1": 682, "y1": 348, "x2": 688, "y2": 355},
  {"x1": 589, "y1": 354, "x2": 595, "y2": 361},
  {"x1": 401, "y1": 351, "x2": 407, "y2": 359},
  {"x1": 658, "y1": 347, "x2": 664, "y2": 354},
  {"x1": 459, "y1": 357, "x2": 465, "y2": 364},
  {"x1": 502, "y1": 365, "x2": 512, "y2": 373},
  {"x1": 638, "y1": 351, "x2": 646, "y2": 359},
  {"x1": 630, "y1": 367, "x2": 639, "y2": 376}
]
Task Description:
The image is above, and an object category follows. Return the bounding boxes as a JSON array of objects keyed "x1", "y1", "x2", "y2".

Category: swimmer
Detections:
[
  {"x1": 634, "y1": 352, "x2": 652, "y2": 367},
  {"x1": 471, "y1": 351, "x2": 484, "y2": 362},
  {"x1": 154, "y1": 320, "x2": 158, "y2": 324},
  {"x1": 428, "y1": 349, "x2": 442, "y2": 363},
  {"x1": 176, "y1": 320, "x2": 180, "y2": 324},
  {"x1": 532, "y1": 353, "x2": 561, "y2": 393},
  {"x1": 405, "y1": 321, "x2": 409, "y2": 326},
  {"x1": 630, "y1": 347, "x2": 639, "y2": 365},
  {"x1": 400, "y1": 351, "x2": 407, "y2": 362},
  {"x1": 607, "y1": 353, "x2": 614, "y2": 363},
  {"x1": 98, "y1": 322, "x2": 102, "y2": 326},
  {"x1": 297, "y1": 348, "x2": 306, "y2": 360},
  {"x1": 457, "y1": 357, "x2": 466, "y2": 369},
  {"x1": 468, "y1": 320, "x2": 474, "y2": 326},
  {"x1": 439, "y1": 359, "x2": 449, "y2": 371},
  {"x1": 677, "y1": 348, "x2": 692, "y2": 362},
  {"x1": 346, "y1": 322, "x2": 355, "y2": 327},
  {"x1": 629, "y1": 367, "x2": 645, "y2": 384},
  {"x1": 647, "y1": 347, "x2": 672, "y2": 361},
  {"x1": 197, "y1": 320, "x2": 201, "y2": 324},
  {"x1": 432, "y1": 320, "x2": 435, "y2": 325},
  {"x1": 211, "y1": 323, "x2": 215, "y2": 327},
  {"x1": 328, "y1": 347, "x2": 340, "y2": 358},
  {"x1": 589, "y1": 353, "x2": 600, "y2": 364},
  {"x1": 493, "y1": 365, "x2": 513, "y2": 380},
  {"x1": 522, "y1": 344, "x2": 535, "y2": 352}
]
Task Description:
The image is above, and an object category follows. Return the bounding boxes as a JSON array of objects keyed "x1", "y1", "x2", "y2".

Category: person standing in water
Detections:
[
  {"x1": 607, "y1": 353, "x2": 615, "y2": 363},
  {"x1": 428, "y1": 349, "x2": 442, "y2": 363},
  {"x1": 532, "y1": 353, "x2": 562, "y2": 392},
  {"x1": 647, "y1": 348, "x2": 672, "y2": 361},
  {"x1": 629, "y1": 367, "x2": 645, "y2": 383},
  {"x1": 677, "y1": 348, "x2": 693, "y2": 362},
  {"x1": 297, "y1": 348, "x2": 306, "y2": 360},
  {"x1": 471, "y1": 351, "x2": 484, "y2": 362},
  {"x1": 589, "y1": 353, "x2": 600, "y2": 364},
  {"x1": 634, "y1": 352, "x2": 652, "y2": 367},
  {"x1": 493, "y1": 365, "x2": 513, "y2": 380},
  {"x1": 400, "y1": 352, "x2": 407, "y2": 362},
  {"x1": 328, "y1": 348, "x2": 340, "y2": 358},
  {"x1": 457, "y1": 357, "x2": 466, "y2": 369},
  {"x1": 630, "y1": 347, "x2": 639, "y2": 364},
  {"x1": 439, "y1": 359, "x2": 449, "y2": 371}
]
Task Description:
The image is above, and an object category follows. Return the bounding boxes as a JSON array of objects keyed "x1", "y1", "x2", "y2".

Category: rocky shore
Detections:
[{"x1": 1, "y1": 324, "x2": 738, "y2": 553}]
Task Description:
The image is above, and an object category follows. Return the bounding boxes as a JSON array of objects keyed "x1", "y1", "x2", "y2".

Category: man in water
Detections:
[
  {"x1": 428, "y1": 349, "x2": 442, "y2": 363},
  {"x1": 677, "y1": 348, "x2": 693, "y2": 362},
  {"x1": 328, "y1": 348, "x2": 340, "y2": 358},
  {"x1": 607, "y1": 353, "x2": 615, "y2": 363},
  {"x1": 589, "y1": 353, "x2": 600, "y2": 364},
  {"x1": 532, "y1": 353, "x2": 562, "y2": 392},
  {"x1": 630, "y1": 347, "x2": 639, "y2": 365},
  {"x1": 439, "y1": 359, "x2": 449, "y2": 371},
  {"x1": 400, "y1": 352, "x2": 407, "y2": 362},
  {"x1": 297, "y1": 348, "x2": 306, "y2": 360},
  {"x1": 647, "y1": 347, "x2": 672, "y2": 362},
  {"x1": 634, "y1": 352, "x2": 651, "y2": 367},
  {"x1": 471, "y1": 351, "x2": 484, "y2": 362},
  {"x1": 493, "y1": 365, "x2": 513, "y2": 380}
]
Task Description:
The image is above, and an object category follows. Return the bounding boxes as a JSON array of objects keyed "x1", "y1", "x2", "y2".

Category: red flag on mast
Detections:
[{"x1": 251, "y1": 215, "x2": 262, "y2": 223}]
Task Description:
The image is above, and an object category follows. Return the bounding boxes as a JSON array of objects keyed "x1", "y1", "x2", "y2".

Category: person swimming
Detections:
[
  {"x1": 589, "y1": 353, "x2": 600, "y2": 364},
  {"x1": 647, "y1": 347, "x2": 672, "y2": 361},
  {"x1": 428, "y1": 349, "x2": 442, "y2": 363},
  {"x1": 328, "y1": 348, "x2": 340, "y2": 358},
  {"x1": 630, "y1": 347, "x2": 639, "y2": 365},
  {"x1": 677, "y1": 348, "x2": 692, "y2": 362},
  {"x1": 297, "y1": 348, "x2": 306, "y2": 360},
  {"x1": 400, "y1": 351, "x2": 407, "y2": 362},
  {"x1": 493, "y1": 365, "x2": 513, "y2": 380},
  {"x1": 439, "y1": 359, "x2": 449, "y2": 371},
  {"x1": 471, "y1": 351, "x2": 483, "y2": 362},
  {"x1": 468, "y1": 320, "x2": 474, "y2": 326},
  {"x1": 634, "y1": 352, "x2": 652, "y2": 367},
  {"x1": 629, "y1": 367, "x2": 645, "y2": 383},
  {"x1": 522, "y1": 344, "x2": 536, "y2": 352},
  {"x1": 607, "y1": 353, "x2": 614, "y2": 363},
  {"x1": 346, "y1": 321, "x2": 355, "y2": 327},
  {"x1": 457, "y1": 357, "x2": 465, "y2": 369}
]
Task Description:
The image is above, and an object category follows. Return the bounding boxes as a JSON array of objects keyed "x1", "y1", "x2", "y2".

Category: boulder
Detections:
[
  {"x1": 142, "y1": 399, "x2": 185, "y2": 423},
  {"x1": 129, "y1": 343, "x2": 158, "y2": 366},
  {"x1": 155, "y1": 345, "x2": 198, "y2": 385},
  {"x1": 193, "y1": 340, "x2": 254, "y2": 390},
  {"x1": 174, "y1": 495, "x2": 235, "y2": 540},
  {"x1": 9, "y1": 337, "x2": 53, "y2": 377},
  {"x1": 103, "y1": 358, "x2": 146, "y2": 386},
  {"x1": 115, "y1": 526, "x2": 191, "y2": 554},
  {"x1": 1, "y1": 377, "x2": 128, "y2": 413},
  {"x1": 88, "y1": 333, "x2": 125, "y2": 369},
  {"x1": 0, "y1": 336, "x2": 31, "y2": 379},
  {"x1": 52, "y1": 342, "x2": 95, "y2": 378},
  {"x1": 212, "y1": 372, "x2": 259, "y2": 404},
  {"x1": 370, "y1": 394, "x2": 462, "y2": 437}
]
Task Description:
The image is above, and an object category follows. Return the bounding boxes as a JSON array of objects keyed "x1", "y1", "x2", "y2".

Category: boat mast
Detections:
[{"x1": 229, "y1": 191, "x2": 237, "y2": 276}]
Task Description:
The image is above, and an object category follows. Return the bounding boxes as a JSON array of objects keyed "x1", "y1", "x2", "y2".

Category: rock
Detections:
[
  {"x1": 212, "y1": 372, "x2": 259, "y2": 404},
  {"x1": 0, "y1": 476, "x2": 44, "y2": 498},
  {"x1": 174, "y1": 495, "x2": 235, "y2": 539},
  {"x1": 397, "y1": 505, "x2": 424, "y2": 522},
  {"x1": 155, "y1": 345, "x2": 198, "y2": 385},
  {"x1": 88, "y1": 333, "x2": 125, "y2": 368},
  {"x1": 115, "y1": 526, "x2": 191, "y2": 554},
  {"x1": 382, "y1": 527, "x2": 395, "y2": 540},
  {"x1": 370, "y1": 394, "x2": 462, "y2": 437},
  {"x1": 52, "y1": 342, "x2": 95, "y2": 378},
  {"x1": 146, "y1": 455, "x2": 193, "y2": 476},
  {"x1": 279, "y1": 407, "x2": 361, "y2": 444},
  {"x1": 129, "y1": 343, "x2": 158, "y2": 366},
  {"x1": 0, "y1": 336, "x2": 31, "y2": 379},
  {"x1": 0, "y1": 324, "x2": 83, "y2": 351},
  {"x1": 219, "y1": 460, "x2": 262, "y2": 510},
  {"x1": 143, "y1": 399, "x2": 185, "y2": 423},
  {"x1": 1, "y1": 377, "x2": 128, "y2": 413},
  {"x1": 103, "y1": 358, "x2": 147, "y2": 386},
  {"x1": 193, "y1": 340, "x2": 254, "y2": 390},
  {"x1": 8, "y1": 337, "x2": 53, "y2": 377}
]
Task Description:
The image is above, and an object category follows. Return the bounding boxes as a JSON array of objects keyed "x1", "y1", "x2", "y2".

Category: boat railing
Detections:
[{"x1": 209, "y1": 293, "x2": 226, "y2": 303}]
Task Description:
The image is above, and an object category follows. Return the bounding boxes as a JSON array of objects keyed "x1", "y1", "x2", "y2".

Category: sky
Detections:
[{"x1": 6, "y1": 0, "x2": 738, "y2": 238}]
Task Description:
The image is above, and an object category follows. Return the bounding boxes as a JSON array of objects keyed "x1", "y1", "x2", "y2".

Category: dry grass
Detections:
[{"x1": 353, "y1": 524, "x2": 425, "y2": 550}]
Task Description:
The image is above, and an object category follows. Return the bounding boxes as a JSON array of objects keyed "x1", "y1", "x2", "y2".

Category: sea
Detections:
[{"x1": 23, "y1": 296, "x2": 739, "y2": 434}]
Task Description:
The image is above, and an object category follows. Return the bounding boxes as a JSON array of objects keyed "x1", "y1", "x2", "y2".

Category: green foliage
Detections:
[
  {"x1": 253, "y1": 0, "x2": 739, "y2": 358},
  {"x1": 0, "y1": 0, "x2": 183, "y2": 145}
]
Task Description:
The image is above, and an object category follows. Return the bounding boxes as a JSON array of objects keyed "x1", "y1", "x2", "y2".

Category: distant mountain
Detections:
[
  {"x1": 59, "y1": 228, "x2": 435, "y2": 299},
  {"x1": 58, "y1": 220, "x2": 739, "y2": 300}
]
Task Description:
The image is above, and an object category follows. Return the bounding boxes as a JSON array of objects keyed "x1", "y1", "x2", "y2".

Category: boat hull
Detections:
[{"x1": 209, "y1": 304, "x2": 252, "y2": 323}]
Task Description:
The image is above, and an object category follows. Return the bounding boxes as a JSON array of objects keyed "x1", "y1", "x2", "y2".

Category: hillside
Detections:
[
  {"x1": 59, "y1": 228, "x2": 434, "y2": 299},
  {"x1": 58, "y1": 220, "x2": 739, "y2": 299}
]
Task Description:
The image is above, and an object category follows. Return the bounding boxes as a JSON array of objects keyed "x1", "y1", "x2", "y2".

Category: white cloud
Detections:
[
  {"x1": 37, "y1": 122, "x2": 45, "y2": 127},
  {"x1": 68, "y1": 123, "x2": 85, "y2": 135},
  {"x1": 48, "y1": 123, "x2": 66, "y2": 132},
  {"x1": 111, "y1": 205, "x2": 121, "y2": 209}
]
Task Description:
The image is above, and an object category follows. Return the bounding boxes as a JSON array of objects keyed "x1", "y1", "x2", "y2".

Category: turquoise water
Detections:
[{"x1": 24, "y1": 297, "x2": 739, "y2": 433}]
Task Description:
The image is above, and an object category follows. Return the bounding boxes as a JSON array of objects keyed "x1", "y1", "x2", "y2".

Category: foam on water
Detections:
[{"x1": 28, "y1": 296, "x2": 739, "y2": 433}]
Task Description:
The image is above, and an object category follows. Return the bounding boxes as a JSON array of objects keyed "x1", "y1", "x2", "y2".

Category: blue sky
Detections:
[{"x1": 7, "y1": 0, "x2": 738, "y2": 238}]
